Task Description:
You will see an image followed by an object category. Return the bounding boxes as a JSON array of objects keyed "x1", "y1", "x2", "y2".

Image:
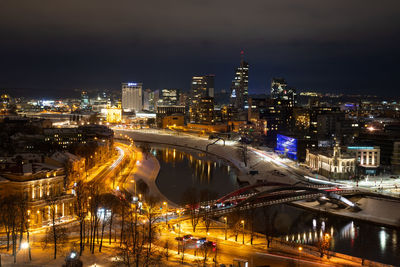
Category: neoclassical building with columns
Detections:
[
  {"x1": 306, "y1": 144, "x2": 356, "y2": 180},
  {"x1": 0, "y1": 159, "x2": 75, "y2": 227}
]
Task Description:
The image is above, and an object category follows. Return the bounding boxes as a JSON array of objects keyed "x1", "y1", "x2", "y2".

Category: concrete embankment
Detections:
[{"x1": 293, "y1": 196, "x2": 400, "y2": 228}]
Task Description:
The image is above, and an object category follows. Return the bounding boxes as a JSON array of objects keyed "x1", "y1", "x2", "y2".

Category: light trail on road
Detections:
[{"x1": 111, "y1": 146, "x2": 125, "y2": 169}]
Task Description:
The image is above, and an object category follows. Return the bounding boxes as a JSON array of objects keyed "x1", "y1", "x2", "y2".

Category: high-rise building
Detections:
[
  {"x1": 143, "y1": 88, "x2": 152, "y2": 111},
  {"x1": 160, "y1": 89, "x2": 179, "y2": 106},
  {"x1": 230, "y1": 52, "x2": 249, "y2": 110},
  {"x1": 270, "y1": 78, "x2": 297, "y2": 107},
  {"x1": 190, "y1": 75, "x2": 215, "y2": 123},
  {"x1": 122, "y1": 82, "x2": 143, "y2": 113},
  {"x1": 81, "y1": 91, "x2": 89, "y2": 108},
  {"x1": 198, "y1": 97, "x2": 214, "y2": 124}
]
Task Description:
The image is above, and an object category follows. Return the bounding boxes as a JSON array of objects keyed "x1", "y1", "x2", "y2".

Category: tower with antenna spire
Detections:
[{"x1": 230, "y1": 51, "x2": 249, "y2": 111}]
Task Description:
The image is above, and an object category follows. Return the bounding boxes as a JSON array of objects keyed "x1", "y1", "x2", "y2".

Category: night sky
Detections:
[{"x1": 1, "y1": 0, "x2": 400, "y2": 97}]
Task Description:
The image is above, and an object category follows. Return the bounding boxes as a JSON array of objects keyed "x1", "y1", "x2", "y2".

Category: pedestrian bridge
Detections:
[{"x1": 193, "y1": 182, "x2": 361, "y2": 216}]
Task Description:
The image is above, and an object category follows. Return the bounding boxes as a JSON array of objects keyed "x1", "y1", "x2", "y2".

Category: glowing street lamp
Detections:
[
  {"x1": 298, "y1": 246, "x2": 303, "y2": 266},
  {"x1": 21, "y1": 242, "x2": 29, "y2": 249}
]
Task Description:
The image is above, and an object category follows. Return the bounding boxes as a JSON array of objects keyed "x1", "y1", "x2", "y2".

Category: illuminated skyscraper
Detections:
[
  {"x1": 230, "y1": 52, "x2": 249, "y2": 110},
  {"x1": 271, "y1": 78, "x2": 296, "y2": 107},
  {"x1": 81, "y1": 91, "x2": 89, "y2": 108},
  {"x1": 160, "y1": 89, "x2": 180, "y2": 106},
  {"x1": 190, "y1": 75, "x2": 215, "y2": 123},
  {"x1": 122, "y1": 82, "x2": 143, "y2": 113}
]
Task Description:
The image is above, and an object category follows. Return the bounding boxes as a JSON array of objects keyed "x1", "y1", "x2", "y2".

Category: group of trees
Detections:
[
  {"x1": 0, "y1": 193, "x2": 72, "y2": 263},
  {"x1": 0, "y1": 195, "x2": 31, "y2": 263},
  {"x1": 116, "y1": 195, "x2": 164, "y2": 266},
  {"x1": 73, "y1": 182, "x2": 123, "y2": 256},
  {"x1": 74, "y1": 180, "x2": 165, "y2": 266}
]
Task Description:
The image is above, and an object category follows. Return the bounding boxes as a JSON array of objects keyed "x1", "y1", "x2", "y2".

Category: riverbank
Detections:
[
  {"x1": 119, "y1": 129, "x2": 400, "y2": 229},
  {"x1": 115, "y1": 138, "x2": 179, "y2": 208},
  {"x1": 117, "y1": 129, "x2": 300, "y2": 186},
  {"x1": 293, "y1": 196, "x2": 400, "y2": 228}
]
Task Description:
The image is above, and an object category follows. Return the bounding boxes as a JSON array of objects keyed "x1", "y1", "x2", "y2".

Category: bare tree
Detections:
[
  {"x1": 98, "y1": 193, "x2": 119, "y2": 252},
  {"x1": 46, "y1": 196, "x2": 61, "y2": 259},
  {"x1": 196, "y1": 243, "x2": 214, "y2": 267},
  {"x1": 143, "y1": 196, "x2": 162, "y2": 266},
  {"x1": 74, "y1": 181, "x2": 87, "y2": 255},
  {"x1": 183, "y1": 188, "x2": 201, "y2": 232},
  {"x1": 200, "y1": 189, "x2": 217, "y2": 234},
  {"x1": 262, "y1": 207, "x2": 276, "y2": 248},
  {"x1": 42, "y1": 226, "x2": 69, "y2": 259},
  {"x1": 0, "y1": 194, "x2": 27, "y2": 263},
  {"x1": 228, "y1": 208, "x2": 243, "y2": 242},
  {"x1": 87, "y1": 185, "x2": 101, "y2": 254},
  {"x1": 163, "y1": 240, "x2": 170, "y2": 262},
  {"x1": 247, "y1": 206, "x2": 256, "y2": 245}
]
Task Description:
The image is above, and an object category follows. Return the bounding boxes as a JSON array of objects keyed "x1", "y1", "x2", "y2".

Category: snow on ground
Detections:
[{"x1": 294, "y1": 196, "x2": 400, "y2": 227}]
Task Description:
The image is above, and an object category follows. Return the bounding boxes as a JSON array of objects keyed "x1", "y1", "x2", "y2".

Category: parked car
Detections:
[
  {"x1": 183, "y1": 234, "x2": 193, "y2": 241},
  {"x1": 196, "y1": 237, "x2": 207, "y2": 244},
  {"x1": 203, "y1": 241, "x2": 216, "y2": 248}
]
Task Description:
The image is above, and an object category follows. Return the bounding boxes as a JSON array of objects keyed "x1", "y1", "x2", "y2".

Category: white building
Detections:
[
  {"x1": 306, "y1": 143, "x2": 356, "y2": 179},
  {"x1": 122, "y1": 82, "x2": 143, "y2": 113},
  {"x1": 347, "y1": 146, "x2": 380, "y2": 175}
]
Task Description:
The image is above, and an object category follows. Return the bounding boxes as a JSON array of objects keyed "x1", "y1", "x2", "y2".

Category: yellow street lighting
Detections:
[
  {"x1": 298, "y1": 246, "x2": 303, "y2": 251},
  {"x1": 21, "y1": 242, "x2": 29, "y2": 249}
]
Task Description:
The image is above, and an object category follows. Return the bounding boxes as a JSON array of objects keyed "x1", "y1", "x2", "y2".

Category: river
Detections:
[{"x1": 151, "y1": 144, "x2": 400, "y2": 266}]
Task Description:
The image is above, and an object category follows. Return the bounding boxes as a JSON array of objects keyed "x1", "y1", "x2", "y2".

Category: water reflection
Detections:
[
  {"x1": 153, "y1": 146, "x2": 232, "y2": 183},
  {"x1": 257, "y1": 204, "x2": 399, "y2": 265},
  {"x1": 152, "y1": 144, "x2": 238, "y2": 205},
  {"x1": 151, "y1": 144, "x2": 399, "y2": 265}
]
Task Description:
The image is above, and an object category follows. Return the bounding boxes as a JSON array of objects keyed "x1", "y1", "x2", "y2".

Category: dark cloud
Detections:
[{"x1": 0, "y1": 0, "x2": 400, "y2": 97}]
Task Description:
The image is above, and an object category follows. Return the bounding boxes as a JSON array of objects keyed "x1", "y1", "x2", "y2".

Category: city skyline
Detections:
[
  {"x1": 2, "y1": 1, "x2": 400, "y2": 266},
  {"x1": 1, "y1": 1, "x2": 400, "y2": 97}
]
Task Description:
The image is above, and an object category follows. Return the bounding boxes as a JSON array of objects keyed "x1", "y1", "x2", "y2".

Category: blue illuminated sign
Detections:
[
  {"x1": 275, "y1": 134, "x2": 297, "y2": 160},
  {"x1": 127, "y1": 83, "x2": 137, "y2": 86}
]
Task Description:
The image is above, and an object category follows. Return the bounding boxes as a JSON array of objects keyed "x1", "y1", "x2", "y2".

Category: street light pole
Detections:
[
  {"x1": 163, "y1": 202, "x2": 168, "y2": 224},
  {"x1": 224, "y1": 217, "x2": 227, "y2": 240},
  {"x1": 241, "y1": 220, "x2": 245, "y2": 244},
  {"x1": 298, "y1": 246, "x2": 303, "y2": 267}
]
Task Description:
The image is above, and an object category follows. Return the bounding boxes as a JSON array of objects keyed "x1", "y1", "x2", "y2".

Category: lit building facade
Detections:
[
  {"x1": 230, "y1": 55, "x2": 249, "y2": 110},
  {"x1": 81, "y1": 91, "x2": 89, "y2": 108},
  {"x1": 0, "y1": 164, "x2": 74, "y2": 227},
  {"x1": 105, "y1": 107, "x2": 122, "y2": 123},
  {"x1": 190, "y1": 75, "x2": 215, "y2": 123},
  {"x1": 160, "y1": 89, "x2": 180, "y2": 106},
  {"x1": 306, "y1": 144, "x2": 356, "y2": 179},
  {"x1": 347, "y1": 146, "x2": 380, "y2": 175},
  {"x1": 122, "y1": 82, "x2": 143, "y2": 113},
  {"x1": 198, "y1": 97, "x2": 214, "y2": 124}
]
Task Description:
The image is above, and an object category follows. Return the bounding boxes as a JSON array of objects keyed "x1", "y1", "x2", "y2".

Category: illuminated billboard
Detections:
[{"x1": 275, "y1": 134, "x2": 297, "y2": 160}]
